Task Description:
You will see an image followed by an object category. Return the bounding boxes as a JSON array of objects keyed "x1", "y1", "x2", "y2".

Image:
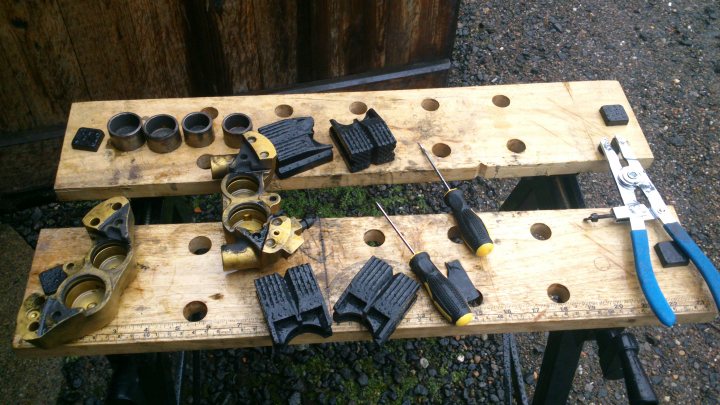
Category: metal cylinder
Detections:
[
  {"x1": 143, "y1": 114, "x2": 181, "y2": 153},
  {"x1": 182, "y1": 111, "x2": 215, "y2": 148},
  {"x1": 107, "y1": 112, "x2": 144, "y2": 151},
  {"x1": 222, "y1": 113, "x2": 253, "y2": 148}
]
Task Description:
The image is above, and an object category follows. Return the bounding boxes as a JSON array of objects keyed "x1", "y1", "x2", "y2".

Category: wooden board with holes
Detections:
[
  {"x1": 54, "y1": 81, "x2": 652, "y2": 201},
  {"x1": 14, "y1": 208, "x2": 715, "y2": 357}
]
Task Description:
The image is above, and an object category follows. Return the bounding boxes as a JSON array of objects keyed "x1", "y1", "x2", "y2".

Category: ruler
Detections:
[
  {"x1": 14, "y1": 211, "x2": 717, "y2": 357},
  {"x1": 69, "y1": 296, "x2": 712, "y2": 348}
]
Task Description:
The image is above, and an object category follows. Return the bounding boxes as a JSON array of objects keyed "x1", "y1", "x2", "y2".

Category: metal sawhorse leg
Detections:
[{"x1": 500, "y1": 175, "x2": 657, "y2": 405}]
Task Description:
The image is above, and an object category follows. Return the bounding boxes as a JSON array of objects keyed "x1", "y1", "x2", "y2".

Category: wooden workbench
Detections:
[
  {"x1": 17, "y1": 81, "x2": 716, "y2": 357},
  {"x1": 14, "y1": 209, "x2": 716, "y2": 357},
  {"x1": 54, "y1": 81, "x2": 652, "y2": 200}
]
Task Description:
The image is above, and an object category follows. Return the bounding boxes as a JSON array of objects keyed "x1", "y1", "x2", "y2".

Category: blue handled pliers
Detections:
[{"x1": 590, "y1": 136, "x2": 720, "y2": 326}]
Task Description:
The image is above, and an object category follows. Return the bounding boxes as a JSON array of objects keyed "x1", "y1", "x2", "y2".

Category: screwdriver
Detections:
[
  {"x1": 418, "y1": 143, "x2": 494, "y2": 257},
  {"x1": 376, "y1": 202, "x2": 473, "y2": 326}
]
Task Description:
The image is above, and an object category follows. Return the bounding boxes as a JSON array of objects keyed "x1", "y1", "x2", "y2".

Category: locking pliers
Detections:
[{"x1": 589, "y1": 136, "x2": 720, "y2": 326}]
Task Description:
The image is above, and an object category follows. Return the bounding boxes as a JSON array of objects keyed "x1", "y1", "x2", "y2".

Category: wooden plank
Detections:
[
  {"x1": 251, "y1": 0, "x2": 298, "y2": 89},
  {"x1": 13, "y1": 208, "x2": 716, "y2": 357},
  {"x1": 56, "y1": 0, "x2": 189, "y2": 100},
  {"x1": 0, "y1": 0, "x2": 88, "y2": 133},
  {"x1": 0, "y1": 1, "x2": 457, "y2": 133},
  {"x1": 54, "y1": 81, "x2": 653, "y2": 200},
  {"x1": 275, "y1": 60, "x2": 451, "y2": 94},
  {"x1": 0, "y1": 136, "x2": 62, "y2": 194},
  {"x1": 295, "y1": 0, "x2": 459, "y2": 82}
]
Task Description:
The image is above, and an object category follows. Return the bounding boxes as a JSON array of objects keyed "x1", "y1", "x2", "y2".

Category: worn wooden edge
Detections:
[
  {"x1": 13, "y1": 207, "x2": 716, "y2": 357},
  {"x1": 14, "y1": 313, "x2": 716, "y2": 359},
  {"x1": 54, "y1": 81, "x2": 653, "y2": 201}
]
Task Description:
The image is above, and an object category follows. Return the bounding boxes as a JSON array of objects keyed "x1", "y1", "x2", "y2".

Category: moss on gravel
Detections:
[{"x1": 280, "y1": 185, "x2": 413, "y2": 218}]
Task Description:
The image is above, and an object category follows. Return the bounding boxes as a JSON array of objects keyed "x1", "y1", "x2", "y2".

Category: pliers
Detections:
[{"x1": 588, "y1": 136, "x2": 720, "y2": 326}]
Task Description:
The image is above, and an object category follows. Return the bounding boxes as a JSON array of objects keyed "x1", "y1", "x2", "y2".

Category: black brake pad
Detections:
[
  {"x1": 654, "y1": 241, "x2": 689, "y2": 268},
  {"x1": 358, "y1": 109, "x2": 396, "y2": 164},
  {"x1": 445, "y1": 260, "x2": 483, "y2": 307},
  {"x1": 329, "y1": 108, "x2": 396, "y2": 172},
  {"x1": 333, "y1": 256, "x2": 419, "y2": 344},
  {"x1": 258, "y1": 117, "x2": 333, "y2": 179},
  {"x1": 599, "y1": 105, "x2": 629, "y2": 126},
  {"x1": 72, "y1": 127, "x2": 105, "y2": 152},
  {"x1": 329, "y1": 119, "x2": 373, "y2": 172},
  {"x1": 255, "y1": 263, "x2": 332, "y2": 347},
  {"x1": 39, "y1": 265, "x2": 67, "y2": 295}
]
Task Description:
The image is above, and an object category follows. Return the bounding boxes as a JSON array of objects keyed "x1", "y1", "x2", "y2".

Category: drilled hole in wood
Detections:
[
  {"x1": 275, "y1": 104, "x2": 293, "y2": 118},
  {"x1": 111, "y1": 202, "x2": 122, "y2": 210},
  {"x1": 547, "y1": 284, "x2": 570, "y2": 303},
  {"x1": 507, "y1": 139, "x2": 526, "y2": 154},
  {"x1": 421, "y1": 98, "x2": 440, "y2": 111},
  {"x1": 432, "y1": 143, "x2": 451, "y2": 158},
  {"x1": 492, "y1": 95, "x2": 510, "y2": 107},
  {"x1": 530, "y1": 222, "x2": 552, "y2": 240},
  {"x1": 447, "y1": 226, "x2": 463, "y2": 244},
  {"x1": 183, "y1": 301, "x2": 208, "y2": 322},
  {"x1": 350, "y1": 101, "x2": 368, "y2": 115},
  {"x1": 189, "y1": 236, "x2": 212, "y2": 255},
  {"x1": 28, "y1": 321, "x2": 39, "y2": 332},
  {"x1": 530, "y1": 223, "x2": 552, "y2": 240},
  {"x1": 201, "y1": 107, "x2": 219, "y2": 119},
  {"x1": 196, "y1": 154, "x2": 212, "y2": 169},
  {"x1": 90, "y1": 218, "x2": 100, "y2": 226},
  {"x1": 364, "y1": 229, "x2": 385, "y2": 247}
]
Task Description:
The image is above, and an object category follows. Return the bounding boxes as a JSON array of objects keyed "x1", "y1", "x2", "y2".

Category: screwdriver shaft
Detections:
[
  {"x1": 418, "y1": 143, "x2": 451, "y2": 191},
  {"x1": 375, "y1": 202, "x2": 416, "y2": 255}
]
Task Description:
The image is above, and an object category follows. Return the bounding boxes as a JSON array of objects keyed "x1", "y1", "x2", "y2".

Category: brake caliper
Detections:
[
  {"x1": 210, "y1": 131, "x2": 313, "y2": 271},
  {"x1": 17, "y1": 197, "x2": 136, "y2": 348}
]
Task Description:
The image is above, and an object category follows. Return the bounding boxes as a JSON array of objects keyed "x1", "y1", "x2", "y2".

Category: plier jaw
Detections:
[{"x1": 595, "y1": 137, "x2": 720, "y2": 327}]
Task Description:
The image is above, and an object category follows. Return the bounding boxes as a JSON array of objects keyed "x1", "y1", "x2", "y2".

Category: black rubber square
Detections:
[
  {"x1": 72, "y1": 127, "x2": 105, "y2": 152},
  {"x1": 599, "y1": 105, "x2": 629, "y2": 126},
  {"x1": 654, "y1": 241, "x2": 689, "y2": 268}
]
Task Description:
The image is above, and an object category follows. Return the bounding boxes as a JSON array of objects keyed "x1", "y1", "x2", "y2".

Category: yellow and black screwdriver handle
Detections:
[
  {"x1": 444, "y1": 189, "x2": 494, "y2": 256},
  {"x1": 409, "y1": 251, "x2": 473, "y2": 326}
]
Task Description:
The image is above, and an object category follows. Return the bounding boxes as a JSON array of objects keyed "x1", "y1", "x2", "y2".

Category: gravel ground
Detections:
[{"x1": 3, "y1": 0, "x2": 719, "y2": 403}]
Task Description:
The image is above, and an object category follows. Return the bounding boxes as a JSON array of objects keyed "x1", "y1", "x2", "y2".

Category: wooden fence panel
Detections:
[{"x1": 0, "y1": 0, "x2": 458, "y2": 135}]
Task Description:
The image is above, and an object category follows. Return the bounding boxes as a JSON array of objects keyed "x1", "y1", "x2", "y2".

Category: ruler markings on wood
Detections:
[{"x1": 75, "y1": 296, "x2": 711, "y2": 343}]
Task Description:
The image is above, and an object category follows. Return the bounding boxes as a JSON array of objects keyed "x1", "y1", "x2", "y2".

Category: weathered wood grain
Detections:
[
  {"x1": 0, "y1": 0, "x2": 88, "y2": 133},
  {"x1": 56, "y1": 0, "x2": 189, "y2": 101},
  {"x1": 0, "y1": 0, "x2": 458, "y2": 133},
  {"x1": 14, "y1": 208, "x2": 716, "y2": 357},
  {"x1": 54, "y1": 81, "x2": 653, "y2": 200}
]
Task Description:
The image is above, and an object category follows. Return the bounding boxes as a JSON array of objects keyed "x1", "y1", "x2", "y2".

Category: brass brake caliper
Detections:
[
  {"x1": 210, "y1": 131, "x2": 314, "y2": 271},
  {"x1": 17, "y1": 197, "x2": 136, "y2": 348}
]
